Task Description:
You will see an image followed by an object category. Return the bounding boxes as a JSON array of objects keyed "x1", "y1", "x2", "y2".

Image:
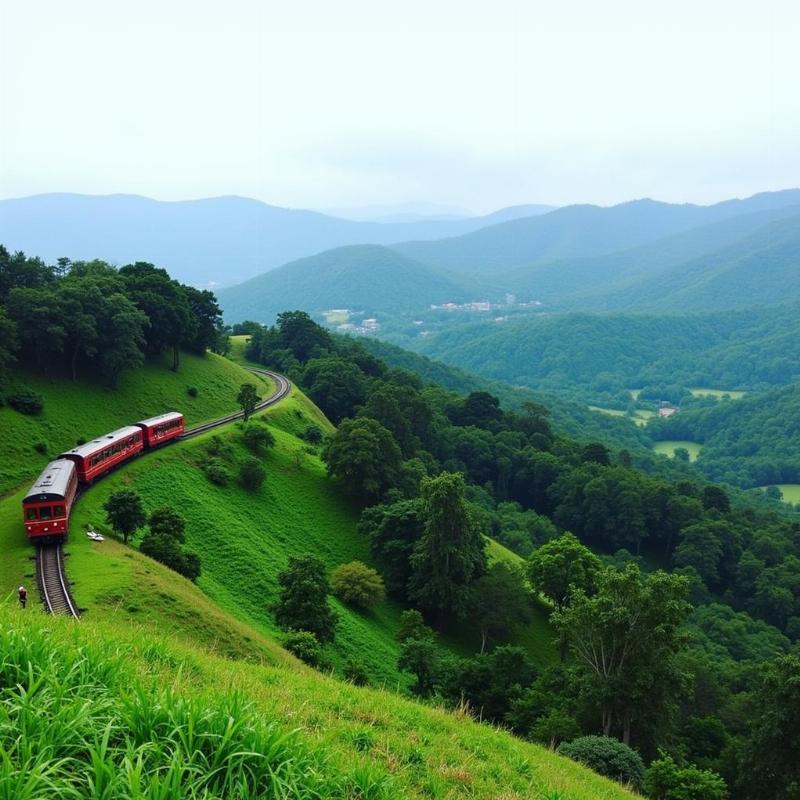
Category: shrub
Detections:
[
  {"x1": 76, "y1": 437, "x2": 86, "y2": 446},
  {"x1": 242, "y1": 422, "x2": 276, "y2": 454},
  {"x1": 645, "y1": 753, "x2": 727, "y2": 800},
  {"x1": 8, "y1": 388, "x2": 44, "y2": 415},
  {"x1": 283, "y1": 630, "x2": 324, "y2": 667},
  {"x1": 187, "y1": 385, "x2": 198, "y2": 397},
  {"x1": 331, "y1": 561, "x2": 386, "y2": 608},
  {"x1": 558, "y1": 736, "x2": 645, "y2": 791},
  {"x1": 33, "y1": 441, "x2": 47, "y2": 455},
  {"x1": 344, "y1": 659, "x2": 370, "y2": 686},
  {"x1": 303, "y1": 424, "x2": 324, "y2": 445},
  {"x1": 204, "y1": 459, "x2": 229, "y2": 486},
  {"x1": 239, "y1": 457, "x2": 266, "y2": 491}
]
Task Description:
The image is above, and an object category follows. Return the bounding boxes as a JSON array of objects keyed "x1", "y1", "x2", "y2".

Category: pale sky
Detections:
[{"x1": 1, "y1": 0, "x2": 798, "y2": 213}]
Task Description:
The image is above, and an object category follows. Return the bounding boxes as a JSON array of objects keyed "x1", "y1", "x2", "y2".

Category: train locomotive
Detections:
[{"x1": 22, "y1": 412, "x2": 185, "y2": 540}]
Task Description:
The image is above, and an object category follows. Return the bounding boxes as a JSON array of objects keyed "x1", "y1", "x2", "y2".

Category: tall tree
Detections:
[
  {"x1": 237, "y1": 382, "x2": 260, "y2": 421},
  {"x1": 527, "y1": 532, "x2": 601, "y2": 610},
  {"x1": 103, "y1": 490, "x2": 146, "y2": 544},
  {"x1": 408, "y1": 472, "x2": 487, "y2": 628},
  {"x1": 272, "y1": 555, "x2": 337, "y2": 643},
  {"x1": 553, "y1": 564, "x2": 691, "y2": 746}
]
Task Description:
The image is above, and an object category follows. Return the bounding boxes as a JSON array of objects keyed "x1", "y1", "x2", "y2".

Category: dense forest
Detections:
[
  {"x1": 408, "y1": 304, "x2": 800, "y2": 407},
  {"x1": 245, "y1": 311, "x2": 800, "y2": 799},
  {"x1": 0, "y1": 244, "x2": 226, "y2": 386}
]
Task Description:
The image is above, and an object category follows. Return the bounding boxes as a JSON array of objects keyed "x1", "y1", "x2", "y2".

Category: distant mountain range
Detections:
[{"x1": 0, "y1": 193, "x2": 553, "y2": 286}]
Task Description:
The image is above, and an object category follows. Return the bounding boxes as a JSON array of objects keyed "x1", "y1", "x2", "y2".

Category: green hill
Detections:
[
  {"x1": 218, "y1": 244, "x2": 487, "y2": 324},
  {"x1": 0, "y1": 349, "x2": 275, "y2": 494},
  {"x1": 0, "y1": 607, "x2": 635, "y2": 800}
]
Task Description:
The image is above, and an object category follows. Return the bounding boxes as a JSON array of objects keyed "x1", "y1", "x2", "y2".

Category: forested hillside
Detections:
[
  {"x1": 408, "y1": 304, "x2": 800, "y2": 405},
  {"x1": 241, "y1": 311, "x2": 800, "y2": 799},
  {"x1": 653, "y1": 382, "x2": 800, "y2": 488}
]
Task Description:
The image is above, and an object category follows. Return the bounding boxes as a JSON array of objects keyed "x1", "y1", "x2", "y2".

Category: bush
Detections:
[
  {"x1": 8, "y1": 388, "x2": 44, "y2": 415},
  {"x1": 239, "y1": 457, "x2": 266, "y2": 491},
  {"x1": 204, "y1": 458, "x2": 229, "y2": 486},
  {"x1": 242, "y1": 422, "x2": 276, "y2": 454},
  {"x1": 645, "y1": 753, "x2": 727, "y2": 800},
  {"x1": 33, "y1": 441, "x2": 47, "y2": 455},
  {"x1": 187, "y1": 385, "x2": 199, "y2": 397},
  {"x1": 344, "y1": 659, "x2": 370, "y2": 686},
  {"x1": 331, "y1": 561, "x2": 386, "y2": 608},
  {"x1": 303, "y1": 424, "x2": 324, "y2": 445},
  {"x1": 558, "y1": 735, "x2": 645, "y2": 791},
  {"x1": 283, "y1": 630, "x2": 324, "y2": 667}
]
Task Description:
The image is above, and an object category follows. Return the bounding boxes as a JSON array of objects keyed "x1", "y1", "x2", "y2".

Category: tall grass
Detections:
[{"x1": 0, "y1": 616, "x2": 391, "y2": 799}]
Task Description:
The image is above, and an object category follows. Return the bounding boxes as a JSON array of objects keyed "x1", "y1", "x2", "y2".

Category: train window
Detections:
[
  {"x1": 54, "y1": 505, "x2": 64, "y2": 517},
  {"x1": 26, "y1": 508, "x2": 38, "y2": 520},
  {"x1": 39, "y1": 506, "x2": 52, "y2": 520}
]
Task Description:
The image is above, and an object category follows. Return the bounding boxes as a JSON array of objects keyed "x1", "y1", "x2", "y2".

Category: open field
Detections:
[
  {"x1": 588, "y1": 406, "x2": 654, "y2": 428},
  {"x1": 758, "y1": 484, "x2": 800, "y2": 505},
  {"x1": 689, "y1": 387, "x2": 746, "y2": 399},
  {"x1": 652, "y1": 440, "x2": 702, "y2": 461}
]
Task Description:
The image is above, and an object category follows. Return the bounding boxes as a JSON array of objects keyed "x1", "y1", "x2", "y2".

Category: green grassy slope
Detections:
[
  {"x1": 0, "y1": 349, "x2": 274, "y2": 493},
  {"x1": 0, "y1": 607, "x2": 637, "y2": 800}
]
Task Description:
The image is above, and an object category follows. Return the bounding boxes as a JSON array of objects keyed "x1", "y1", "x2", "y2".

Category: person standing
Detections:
[{"x1": 18, "y1": 585, "x2": 27, "y2": 609}]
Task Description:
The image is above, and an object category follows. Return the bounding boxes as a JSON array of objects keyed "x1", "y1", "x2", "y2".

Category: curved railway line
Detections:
[{"x1": 36, "y1": 368, "x2": 291, "y2": 618}]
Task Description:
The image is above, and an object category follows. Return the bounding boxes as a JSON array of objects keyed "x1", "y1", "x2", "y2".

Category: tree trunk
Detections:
[
  {"x1": 622, "y1": 712, "x2": 632, "y2": 745},
  {"x1": 602, "y1": 707, "x2": 613, "y2": 737},
  {"x1": 172, "y1": 344, "x2": 180, "y2": 371},
  {"x1": 71, "y1": 342, "x2": 80, "y2": 382},
  {"x1": 479, "y1": 627, "x2": 488, "y2": 654}
]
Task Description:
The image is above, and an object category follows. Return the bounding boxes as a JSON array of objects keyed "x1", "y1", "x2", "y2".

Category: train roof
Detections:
[
  {"x1": 136, "y1": 411, "x2": 183, "y2": 427},
  {"x1": 60, "y1": 425, "x2": 143, "y2": 459},
  {"x1": 23, "y1": 459, "x2": 76, "y2": 503}
]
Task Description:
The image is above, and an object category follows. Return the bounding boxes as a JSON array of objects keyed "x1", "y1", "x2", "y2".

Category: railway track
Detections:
[
  {"x1": 35, "y1": 368, "x2": 291, "y2": 618},
  {"x1": 37, "y1": 542, "x2": 80, "y2": 617}
]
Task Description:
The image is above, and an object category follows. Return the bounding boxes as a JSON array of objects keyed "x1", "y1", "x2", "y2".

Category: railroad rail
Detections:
[
  {"x1": 37, "y1": 542, "x2": 80, "y2": 617},
  {"x1": 35, "y1": 368, "x2": 291, "y2": 618}
]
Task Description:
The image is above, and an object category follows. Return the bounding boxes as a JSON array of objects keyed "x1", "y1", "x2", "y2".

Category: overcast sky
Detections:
[{"x1": 1, "y1": 0, "x2": 798, "y2": 213}]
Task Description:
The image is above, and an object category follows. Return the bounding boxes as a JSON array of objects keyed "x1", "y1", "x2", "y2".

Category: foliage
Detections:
[
  {"x1": 283, "y1": 629, "x2": 326, "y2": 668},
  {"x1": 187, "y1": 385, "x2": 198, "y2": 397},
  {"x1": 323, "y1": 417, "x2": 403, "y2": 502},
  {"x1": 303, "y1": 423, "x2": 324, "y2": 444},
  {"x1": 103, "y1": 489, "x2": 146, "y2": 544},
  {"x1": 239, "y1": 456, "x2": 266, "y2": 491},
  {"x1": 558, "y1": 736, "x2": 646, "y2": 792},
  {"x1": 242, "y1": 421, "x2": 276, "y2": 453},
  {"x1": 553, "y1": 565, "x2": 692, "y2": 746},
  {"x1": 343, "y1": 659, "x2": 370, "y2": 686},
  {"x1": 203, "y1": 458, "x2": 230, "y2": 486},
  {"x1": 330, "y1": 560, "x2": 386, "y2": 608},
  {"x1": 408, "y1": 472, "x2": 487, "y2": 627},
  {"x1": 527, "y1": 533, "x2": 602, "y2": 610},
  {"x1": 7, "y1": 388, "x2": 44, "y2": 414},
  {"x1": 237, "y1": 382, "x2": 260, "y2": 421},
  {"x1": 273, "y1": 555, "x2": 338, "y2": 643},
  {"x1": 645, "y1": 753, "x2": 728, "y2": 800}
]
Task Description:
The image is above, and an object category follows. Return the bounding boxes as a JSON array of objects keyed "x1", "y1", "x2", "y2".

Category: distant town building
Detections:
[{"x1": 658, "y1": 406, "x2": 678, "y2": 418}]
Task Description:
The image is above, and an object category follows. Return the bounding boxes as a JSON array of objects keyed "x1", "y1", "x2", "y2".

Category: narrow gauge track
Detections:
[{"x1": 36, "y1": 368, "x2": 291, "y2": 618}]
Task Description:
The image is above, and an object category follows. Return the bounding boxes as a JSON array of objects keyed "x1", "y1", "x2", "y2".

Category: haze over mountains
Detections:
[{"x1": 0, "y1": 193, "x2": 553, "y2": 286}]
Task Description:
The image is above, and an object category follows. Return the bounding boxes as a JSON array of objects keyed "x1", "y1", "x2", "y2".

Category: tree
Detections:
[
  {"x1": 275, "y1": 310, "x2": 333, "y2": 363},
  {"x1": 330, "y1": 561, "x2": 386, "y2": 608},
  {"x1": 527, "y1": 532, "x2": 601, "y2": 610},
  {"x1": 738, "y1": 655, "x2": 800, "y2": 800},
  {"x1": 408, "y1": 472, "x2": 487, "y2": 628},
  {"x1": 468, "y1": 561, "x2": 532, "y2": 653},
  {"x1": 282, "y1": 630, "x2": 325, "y2": 667},
  {"x1": 396, "y1": 609, "x2": 432, "y2": 643},
  {"x1": 303, "y1": 357, "x2": 367, "y2": 423},
  {"x1": 553, "y1": 564, "x2": 691, "y2": 745},
  {"x1": 530, "y1": 709, "x2": 581, "y2": 750},
  {"x1": 398, "y1": 634, "x2": 439, "y2": 697},
  {"x1": 323, "y1": 417, "x2": 403, "y2": 503},
  {"x1": 103, "y1": 489, "x2": 146, "y2": 544},
  {"x1": 273, "y1": 555, "x2": 337, "y2": 643},
  {"x1": 237, "y1": 382, "x2": 260, "y2": 421},
  {"x1": 645, "y1": 753, "x2": 728, "y2": 800},
  {"x1": 239, "y1": 457, "x2": 266, "y2": 491}
]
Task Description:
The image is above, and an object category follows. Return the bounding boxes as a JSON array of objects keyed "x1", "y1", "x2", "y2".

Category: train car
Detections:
[
  {"x1": 22, "y1": 459, "x2": 79, "y2": 539},
  {"x1": 59, "y1": 425, "x2": 144, "y2": 483},
  {"x1": 135, "y1": 411, "x2": 185, "y2": 448}
]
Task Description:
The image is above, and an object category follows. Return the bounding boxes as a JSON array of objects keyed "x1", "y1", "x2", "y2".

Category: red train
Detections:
[{"x1": 22, "y1": 412, "x2": 185, "y2": 540}]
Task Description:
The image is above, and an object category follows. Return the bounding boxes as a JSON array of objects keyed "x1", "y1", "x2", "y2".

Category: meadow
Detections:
[{"x1": 652, "y1": 440, "x2": 702, "y2": 461}]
